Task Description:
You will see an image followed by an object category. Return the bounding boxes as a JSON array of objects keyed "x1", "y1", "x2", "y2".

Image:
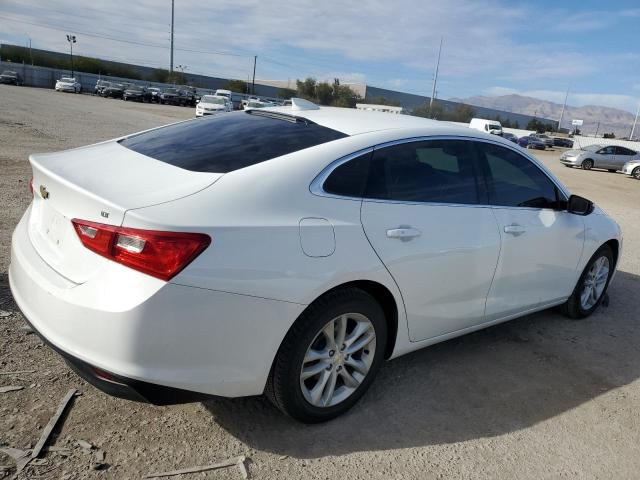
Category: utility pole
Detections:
[
  {"x1": 630, "y1": 101, "x2": 640, "y2": 140},
  {"x1": 429, "y1": 36, "x2": 443, "y2": 116},
  {"x1": 558, "y1": 87, "x2": 569, "y2": 132},
  {"x1": 170, "y1": 0, "x2": 175, "y2": 76},
  {"x1": 594, "y1": 121, "x2": 600, "y2": 137},
  {"x1": 66, "y1": 34, "x2": 76, "y2": 76},
  {"x1": 252, "y1": 55, "x2": 257, "y2": 95}
]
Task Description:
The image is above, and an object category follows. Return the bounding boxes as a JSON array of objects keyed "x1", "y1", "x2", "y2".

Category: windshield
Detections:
[
  {"x1": 1, "y1": 70, "x2": 16, "y2": 76},
  {"x1": 201, "y1": 96, "x2": 226, "y2": 105},
  {"x1": 166, "y1": 88, "x2": 178, "y2": 94},
  {"x1": 488, "y1": 124, "x2": 502, "y2": 130},
  {"x1": 583, "y1": 144, "x2": 603, "y2": 152},
  {"x1": 60, "y1": 77, "x2": 75, "y2": 82}
]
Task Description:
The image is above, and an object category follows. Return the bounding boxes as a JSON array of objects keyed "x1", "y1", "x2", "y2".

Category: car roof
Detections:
[{"x1": 261, "y1": 104, "x2": 485, "y2": 137}]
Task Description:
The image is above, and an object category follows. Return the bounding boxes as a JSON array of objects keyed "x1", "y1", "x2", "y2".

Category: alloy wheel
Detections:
[
  {"x1": 580, "y1": 256, "x2": 609, "y2": 310},
  {"x1": 300, "y1": 313, "x2": 376, "y2": 408},
  {"x1": 582, "y1": 159, "x2": 593, "y2": 170},
  {"x1": 633, "y1": 167, "x2": 640, "y2": 180}
]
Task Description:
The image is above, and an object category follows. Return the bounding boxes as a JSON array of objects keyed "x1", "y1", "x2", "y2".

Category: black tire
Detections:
[
  {"x1": 608, "y1": 169, "x2": 616, "y2": 173},
  {"x1": 632, "y1": 167, "x2": 640, "y2": 180},
  {"x1": 265, "y1": 287, "x2": 387, "y2": 423},
  {"x1": 561, "y1": 245, "x2": 614, "y2": 319},
  {"x1": 582, "y1": 159, "x2": 594, "y2": 170}
]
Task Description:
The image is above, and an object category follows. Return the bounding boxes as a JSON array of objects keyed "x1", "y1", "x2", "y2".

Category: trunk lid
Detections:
[{"x1": 28, "y1": 140, "x2": 221, "y2": 284}]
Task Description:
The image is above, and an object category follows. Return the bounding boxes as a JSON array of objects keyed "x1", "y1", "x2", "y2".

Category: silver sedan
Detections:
[
  {"x1": 621, "y1": 159, "x2": 640, "y2": 179},
  {"x1": 560, "y1": 144, "x2": 640, "y2": 172}
]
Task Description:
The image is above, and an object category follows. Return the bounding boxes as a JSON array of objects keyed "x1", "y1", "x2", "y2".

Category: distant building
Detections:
[{"x1": 356, "y1": 103, "x2": 404, "y2": 114}]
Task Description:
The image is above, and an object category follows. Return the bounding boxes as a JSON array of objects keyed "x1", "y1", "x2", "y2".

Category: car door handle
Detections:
[
  {"x1": 504, "y1": 224, "x2": 526, "y2": 236},
  {"x1": 386, "y1": 227, "x2": 422, "y2": 240}
]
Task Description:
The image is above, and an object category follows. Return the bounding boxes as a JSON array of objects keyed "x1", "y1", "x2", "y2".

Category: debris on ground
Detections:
[
  {"x1": 0, "y1": 370, "x2": 36, "y2": 376},
  {"x1": 0, "y1": 311, "x2": 11, "y2": 318},
  {"x1": 19, "y1": 324, "x2": 34, "y2": 334},
  {"x1": 75, "y1": 439, "x2": 93, "y2": 451},
  {"x1": 0, "y1": 386, "x2": 24, "y2": 393},
  {"x1": 31, "y1": 388, "x2": 78, "y2": 460},
  {"x1": 144, "y1": 455, "x2": 247, "y2": 478}
]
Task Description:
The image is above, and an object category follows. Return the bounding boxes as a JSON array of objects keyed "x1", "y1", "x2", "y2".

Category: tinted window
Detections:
[
  {"x1": 120, "y1": 111, "x2": 348, "y2": 173},
  {"x1": 323, "y1": 152, "x2": 372, "y2": 197},
  {"x1": 476, "y1": 142, "x2": 559, "y2": 208},
  {"x1": 364, "y1": 140, "x2": 480, "y2": 204},
  {"x1": 615, "y1": 146, "x2": 636, "y2": 155}
]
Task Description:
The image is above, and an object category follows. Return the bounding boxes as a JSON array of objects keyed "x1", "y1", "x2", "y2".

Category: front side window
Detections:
[
  {"x1": 475, "y1": 142, "x2": 560, "y2": 209},
  {"x1": 597, "y1": 146, "x2": 615, "y2": 155},
  {"x1": 364, "y1": 140, "x2": 480, "y2": 204}
]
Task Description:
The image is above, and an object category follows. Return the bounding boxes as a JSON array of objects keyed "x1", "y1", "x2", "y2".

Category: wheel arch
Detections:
[
  {"x1": 604, "y1": 238, "x2": 620, "y2": 269},
  {"x1": 299, "y1": 280, "x2": 399, "y2": 360}
]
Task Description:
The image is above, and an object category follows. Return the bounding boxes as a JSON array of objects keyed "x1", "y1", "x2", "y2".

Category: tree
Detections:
[
  {"x1": 296, "y1": 77, "x2": 317, "y2": 100},
  {"x1": 277, "y1": 88, "x2": 296, "y2": 99},
  {"x1": 449, "y1": 103, "x2": 476, "y2": 123},
  {"x1": 315, "y1": 82, "x2": 334, "y2": 105},
  {"x1": 224, "y1": 79, "x2": 248, "y2": 93}
]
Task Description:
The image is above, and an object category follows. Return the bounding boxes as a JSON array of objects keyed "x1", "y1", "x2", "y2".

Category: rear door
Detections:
[
  {"x1": 359, "y1": 139, "x2": 501, "y2": 341},
  {"x1": 614, "y1": 146, "x2": 637, "y2": 170},
  {"x1": 474, "y1": 142, "x2": 584, "y2": 319}
]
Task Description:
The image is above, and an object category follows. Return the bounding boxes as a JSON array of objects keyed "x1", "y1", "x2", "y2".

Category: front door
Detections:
[
  {"x1": 473, "y1": 142, "x2": 585, "y2": 320},
  {"x1": 359, "y1": 139, "x2": 501, "y2": 341}
]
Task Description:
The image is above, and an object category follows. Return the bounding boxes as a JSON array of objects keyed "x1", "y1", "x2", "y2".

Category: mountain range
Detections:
[{"x1": 449, "y1": 94, "x2": 636, "y2": 138}]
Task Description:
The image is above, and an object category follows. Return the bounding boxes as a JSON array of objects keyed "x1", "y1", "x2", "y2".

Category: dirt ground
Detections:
[{"x1": 1, "y1": 85, "x2": 639, "y2": 479}]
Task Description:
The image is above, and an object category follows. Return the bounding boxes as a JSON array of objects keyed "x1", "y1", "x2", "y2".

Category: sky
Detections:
[{"x1": 1, "y1": 0, "x2": 639, "y2": 113}]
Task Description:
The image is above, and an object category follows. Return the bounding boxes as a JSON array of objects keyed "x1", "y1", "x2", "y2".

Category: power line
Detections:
[{"x1": 0, "y1": 15, "x2": 252, "y2": 58}]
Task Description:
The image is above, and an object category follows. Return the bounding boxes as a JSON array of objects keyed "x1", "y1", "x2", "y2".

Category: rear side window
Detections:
[
  {"x1": 364, "y1": 140, "x2": 480, "y2": 204},
  {"x1": 119, "y1": 111, "x2": 348, "y2": 173},
  {"x1": 476, "y1": 142, "x2": 560, "y2": 208},
  {"x1": 323, "y1": 152, "x2": 372, "y2": 197}
]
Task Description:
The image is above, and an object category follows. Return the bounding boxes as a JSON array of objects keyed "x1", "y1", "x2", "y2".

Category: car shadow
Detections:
[{"x1": 203, "y1": 270, "x2": 640, "y2": 458}]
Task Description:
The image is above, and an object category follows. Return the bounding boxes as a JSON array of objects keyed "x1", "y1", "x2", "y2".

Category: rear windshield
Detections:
[{"x1": 119, "y1": 111, "x2": 348, "y2": 173}]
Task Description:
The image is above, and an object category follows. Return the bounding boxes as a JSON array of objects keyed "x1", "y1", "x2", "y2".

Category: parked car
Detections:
[
  {"x1": 518, "y1": 136, "x2": 546, "y2": 150},
  {"x1": 531, "y1": 133, "x2": 554, "y2": 148},
  {"x1": 148, "y1": 87, "x2": 162, "y2": 103},
  {"x1": 55, "y1": 77, "x2": 82, "y2": 93},
  {"x1": 621, "y1": 159, "x2": 640, "y2": 180},
  {"x1": 560, "y1": 144, "x2": 640, "y2": 171},
  {"x1": 469, "y1": 118, "x2": 503, "y2": 135},
  {"x1": 159, "y1": 87, "x2": 184, "y2": 105},
  {"x1": 179, "y1": 86, "x2": 198, "y2": 107},
  {"x1": 502, "y1": 132, "x2": 518, "y2": 143},
  {"x1": 553, "y1": 137, "x2": 574, "y2": 148},
  {"x1": 245, "y1": 99, "x2": 277, "y2": 109},
  {"x1": 94, "y1": 79, "x2": 110, "y2": 96},
  {"x1": 123, "y1": 85, "x2": 151, "y2": 102},
  {"x1": 102, "y1": 82, "x2": 126, "y2": 99},
  {"x1": 10, "y1": 100, "x2": 621, "y2": 423},
  {"x1": 0, "y1": 70, "x2": 22, "y2": 85},
  {"x1": 195, "y1": 95, "x2": 232, "y2": 117}
]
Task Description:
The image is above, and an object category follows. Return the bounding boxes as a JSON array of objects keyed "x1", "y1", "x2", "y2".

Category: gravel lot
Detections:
[{"x1": 1, "y1": 85, "x2": 639, "y2": 479}]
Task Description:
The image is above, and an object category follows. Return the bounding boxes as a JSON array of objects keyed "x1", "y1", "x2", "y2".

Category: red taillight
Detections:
[{"x1": 71, "y1": 219, "x2": 211, "y2": 281}]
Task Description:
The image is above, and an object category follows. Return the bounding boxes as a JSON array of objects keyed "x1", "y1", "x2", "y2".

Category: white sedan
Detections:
[
  {"x1": 9, "y1": 99, "x2": 622, "y2": 422},
  {"x1": 195, "y1": 95, "x2": 232, "y2": 117},
  {"x1": 55, "y1": 77, "x2": 82, "y2": 93}
]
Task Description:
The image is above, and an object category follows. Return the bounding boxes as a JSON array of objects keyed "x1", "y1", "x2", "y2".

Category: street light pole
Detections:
[
  {"x1": 429, "y1": 36, "x2": 443, "y2": 117},
  {"x1": 252, "y1": 55, "x2": 257, "y2": 95},
  {"x1": 630, "y1": 102, "x2": 640, "y2": 140},
  {"x1": 66, "y1": 34, "x2": 76, "y2": 76},
  {"x1": 558, "y1": 87, "x2": 569, "y2": 132},
  {"x1": 170, "y1": 0, "x2": 174, "y2": 76}
]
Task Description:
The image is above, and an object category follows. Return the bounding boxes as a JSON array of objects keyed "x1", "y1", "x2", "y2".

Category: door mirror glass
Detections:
[{"x1": 567, "y1": 195, "x2": 594, "y2": 215}]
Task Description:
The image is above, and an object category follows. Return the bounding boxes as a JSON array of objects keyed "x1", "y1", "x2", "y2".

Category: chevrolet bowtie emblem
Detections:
[{"x1": 39, "y1": 185, "x2": 50, "y2": 199}]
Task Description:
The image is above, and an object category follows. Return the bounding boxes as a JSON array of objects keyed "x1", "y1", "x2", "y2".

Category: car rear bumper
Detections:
[{"x1": 9, "y1": 208, "x2": 305, "y2": 400}]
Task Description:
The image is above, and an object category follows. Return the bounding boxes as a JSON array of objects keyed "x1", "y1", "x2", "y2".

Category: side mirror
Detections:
[{"x1": 567, "y1": 195, "x2": 594, "y2": 216}]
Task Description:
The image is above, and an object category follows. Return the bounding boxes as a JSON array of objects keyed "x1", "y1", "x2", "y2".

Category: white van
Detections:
[
  {"x1": 469, "y1": 118, "x2": 503, "y2": 135},
  {"x1": 215, "y1": 89, "x2": 232, "y2": 99}
]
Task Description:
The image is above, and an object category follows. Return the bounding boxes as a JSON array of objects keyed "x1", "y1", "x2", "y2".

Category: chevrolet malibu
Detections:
[{"x1": 9, "y1": 99, "x2": 622, "y2": 423}]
